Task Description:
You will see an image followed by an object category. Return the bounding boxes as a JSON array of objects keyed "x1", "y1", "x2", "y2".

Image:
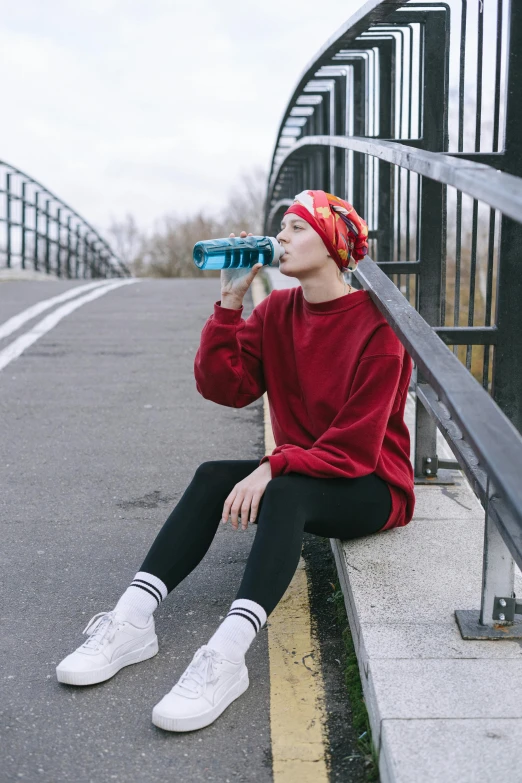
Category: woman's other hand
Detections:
[
  {"x1": 221, "y1": 462, "x2": 273, "y2": 530},
  {"x1": 220, "y1": 231, "x2": 264, "y2": 308}
]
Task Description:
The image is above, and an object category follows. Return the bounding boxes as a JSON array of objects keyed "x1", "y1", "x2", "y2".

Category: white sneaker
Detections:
[
  {"x1": 152, "y1": 645, "x2": 249, "y2": 732},
  {"x1": 56, "y1": 610, "x2": 158, "y2": 686}
]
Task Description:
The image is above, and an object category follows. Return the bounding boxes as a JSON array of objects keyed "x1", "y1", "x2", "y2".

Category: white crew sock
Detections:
[
  {"x1": 113, "y1": 571, "x2": 168, "y2": 627},
  {"x1": 207, "y1": 599, "x2": 267, "y2": 662}
]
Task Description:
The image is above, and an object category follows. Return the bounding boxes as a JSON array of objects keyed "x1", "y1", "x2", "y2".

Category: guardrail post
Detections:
[
  {"x1": 33, "y1": 190, "x2": 40, "y2": 271},
  {"x1": 6, "y1": 173, "x2": 12, "y2": 268},
  {"x1": 21, "y1": 182, "x2": 27, "y2": 269},
  {"x1": 45, "y1": 200, "x2": 51, "y2": 274},
  {"x1": 414, "y1": 177, "x2": 445, "y2": 481},
  {"x1": 490, "y1": 0, "x2": 522, "y2": 436},
  {"x1": 456, "y1": 476, "x2": 521, "y2": 639},
  {"x1": 376, "y1": 40, "x2": 394, "y2": 263},
  {"x1": 413, "y1": 9, "x2": 449, "y2": 482},
  {"x1": 75, "y1": 224, "x2": 81, "y2": 278},
  {"x1": 56, "y1": 207, "x2": 62, "y2": 277},
  {"x1": 480, "y1": 485, "x2": 515, "y2": 627},
  {"x1": 333, "y1": 72, "x2": 347, "y2": 196},
  {"x1": 352, "y1": 59, "x2": 366, "y2": 229},
  {"x1": 66, "y1": 215, "x2": 72, "y2": 278},
  {"x1": 491, "y1": 216, "x2": 522, "y2": 435}
]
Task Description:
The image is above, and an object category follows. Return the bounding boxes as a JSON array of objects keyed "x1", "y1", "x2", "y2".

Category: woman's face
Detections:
[{"x1": 276, "y1": 214, "x2": 333, "y2": 277}]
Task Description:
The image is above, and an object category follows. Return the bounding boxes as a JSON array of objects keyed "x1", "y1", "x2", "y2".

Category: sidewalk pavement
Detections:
[{"x1": 263, "y1": 267, "x2": 522, "y2": 783}]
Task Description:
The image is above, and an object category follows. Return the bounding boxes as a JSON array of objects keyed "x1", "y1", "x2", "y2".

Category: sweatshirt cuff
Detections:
[
  {"x1": 213, "y1": 301, "x2": 244, "y2": 323},
  {"x1": 259, "y1": 452, "x2": 287, "y2": 478}
]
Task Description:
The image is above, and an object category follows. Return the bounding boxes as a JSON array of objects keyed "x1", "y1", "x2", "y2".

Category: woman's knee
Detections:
[
  {"x1": 264, "y1": 474, "x2": 304, "y2": 499},
  {"x1": 193, "y1": 460, "x2": 256, "y2": 489},
  {"x1": 189, "y1": 462, "x2": 228, "y2": 494},
  {"x1": 194, "y1": 460, "x2": 239, "y2": 481},
  {"x1": 194, "y1": 460, "x2": 223, "y2": 478},
  {"x1": 258, "y1": 475, "x2": 306, "y2": 522}
]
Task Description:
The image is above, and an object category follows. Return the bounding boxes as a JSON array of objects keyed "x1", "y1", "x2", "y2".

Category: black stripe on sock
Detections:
[
  {"x1": 229, "y1": 606, "x2": 262, "y2": 631},
  {"x1": 132, "y1": 579, "x2": 163, "y2": 603},
  {"x1": 226, "y1": 611, "x2": 259, "y2": 634},
  {"x1": 131, "y1": 582, "x2": 161, "y2": 606}
]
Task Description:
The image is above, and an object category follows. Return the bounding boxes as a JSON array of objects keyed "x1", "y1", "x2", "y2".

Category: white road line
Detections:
[
  {"x1": 0, "y1": 280, "x2": 115, "y2": 342},
  {"x1": 0, "y1": 279, "x2": 139, "y2": 373}
]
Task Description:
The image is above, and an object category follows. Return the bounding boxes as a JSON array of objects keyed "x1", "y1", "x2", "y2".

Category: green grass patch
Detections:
[{"x1": 327, "y1": 584, "x2": 380, "y2": 781}]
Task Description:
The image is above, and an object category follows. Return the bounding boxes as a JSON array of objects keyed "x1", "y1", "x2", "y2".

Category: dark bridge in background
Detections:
[
  {"x1": 265, "y1": 0, "x2": 522, "y2": 638},
  {"x1": 0, "y1": 160, "x2": 129, "y2": 279}
]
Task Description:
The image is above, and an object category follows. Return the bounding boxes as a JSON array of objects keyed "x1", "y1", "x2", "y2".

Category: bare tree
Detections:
[
  {"x1": 131, "y1": 166, "x2": 268, "y2": 278},
  {"x1": 141, "y1": 213, "x2": 224, "y2": 278},
  {"x1": 221, "y1": 165, "x2": 267, "y2": 235},
  {"x1": 107, "y1": 213, "x2": 145, "y2": 275}
]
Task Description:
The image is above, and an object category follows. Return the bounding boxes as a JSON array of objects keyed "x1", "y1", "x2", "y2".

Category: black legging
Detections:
[{"x1": 140, "y1": 460, "x2": 391, "y2": 617}]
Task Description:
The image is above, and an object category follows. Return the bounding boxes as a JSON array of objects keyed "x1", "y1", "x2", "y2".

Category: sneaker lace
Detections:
[
  {"x1": 177, "y1": 646, "x2": 223, "y2": 695},
  {"x1": 81, "y1": 611, "x2": 121, "y2": 650}
]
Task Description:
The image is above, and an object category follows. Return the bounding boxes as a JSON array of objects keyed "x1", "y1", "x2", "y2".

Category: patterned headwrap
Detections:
[{"x1": 284, "y1": 190, "x2": 369, "y2": 272}]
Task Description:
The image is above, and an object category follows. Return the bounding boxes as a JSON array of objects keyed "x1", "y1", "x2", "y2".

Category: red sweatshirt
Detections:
[{"x1": 194, "y1": 286, "x2": 415, "y2": 531}]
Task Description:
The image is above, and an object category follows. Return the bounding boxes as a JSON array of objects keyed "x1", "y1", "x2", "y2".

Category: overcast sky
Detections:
[{"x1": 0, "y1": 0, "x2": 365, "y2": 237}]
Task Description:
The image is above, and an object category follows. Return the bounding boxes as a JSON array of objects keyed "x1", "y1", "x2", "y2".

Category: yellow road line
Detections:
[{"x1": 251, "y1": 275, "x2": 329, "y2": 783}]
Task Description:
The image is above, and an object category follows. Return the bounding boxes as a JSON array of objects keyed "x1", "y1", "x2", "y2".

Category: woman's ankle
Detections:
[
  {"x1": 114, "y1": 571, "x2": 168, "y2": 627},
  {"x1": 208, "y1": 599, "x2": 267, "y2": 661}
]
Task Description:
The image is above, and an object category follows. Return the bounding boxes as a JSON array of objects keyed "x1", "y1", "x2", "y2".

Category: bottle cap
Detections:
[{"x1": 267, "y1": 237, "x2": 285, "y2": 264}]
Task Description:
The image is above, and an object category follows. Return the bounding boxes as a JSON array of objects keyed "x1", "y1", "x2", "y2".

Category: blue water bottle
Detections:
[{"x1": 193, "y1": 235, "x2": 284, "y2": 271}]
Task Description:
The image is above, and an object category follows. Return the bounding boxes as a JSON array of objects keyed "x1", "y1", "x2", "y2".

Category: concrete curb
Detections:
[
  {"x1": 0, "y1": 268, "x2": 59, "y2": 282},
  {"x1": 262, "y1": 266, "x2": 522, "y2": 783},
  {"x1": 332, "y1": 390, "x2": 522, "y2": 783}
]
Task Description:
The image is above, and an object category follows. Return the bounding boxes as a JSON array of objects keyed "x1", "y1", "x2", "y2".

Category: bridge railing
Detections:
[
  {"x1": 0, "y1": 161, "x2": 130, "y2": 278},
  {"x1": 265, "y1": 0, "x2": 522, "y2": 638}
]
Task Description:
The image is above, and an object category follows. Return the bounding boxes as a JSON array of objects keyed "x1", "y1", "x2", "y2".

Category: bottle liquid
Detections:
[{"x1": 193, "y1": 235, "x2": 284, "y2": 271}]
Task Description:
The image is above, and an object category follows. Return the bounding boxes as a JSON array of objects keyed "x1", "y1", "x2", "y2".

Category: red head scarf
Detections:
[{"x1": 283, "y1": 190, "x2": 369, "y2": 272}]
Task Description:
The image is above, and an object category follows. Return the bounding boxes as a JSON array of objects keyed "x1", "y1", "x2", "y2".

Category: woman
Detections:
[{"x1": 56, "y1": 189, "x2": 415, "y2": 733}]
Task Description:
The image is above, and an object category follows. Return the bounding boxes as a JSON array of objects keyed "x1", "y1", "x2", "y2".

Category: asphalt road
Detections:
[
  {"x1": 0, "y1": 278, "x2": 369, "y2": 783},
  {"x1": 1, "y1": 279, "x2": 272, "y2": 783}
]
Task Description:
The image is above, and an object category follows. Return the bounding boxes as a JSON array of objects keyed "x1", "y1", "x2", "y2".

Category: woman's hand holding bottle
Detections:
[{"x1": 220, "y1": 231, "x2": 264, "y2": 309}]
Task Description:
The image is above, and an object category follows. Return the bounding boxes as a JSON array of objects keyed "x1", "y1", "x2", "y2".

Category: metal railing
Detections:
[
  {"x1": 264, "y1": 0, "x2": 522, "y2": 638},
  {"x1": 0, "y1": 161, "x2": 130, "y2": 278}
]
